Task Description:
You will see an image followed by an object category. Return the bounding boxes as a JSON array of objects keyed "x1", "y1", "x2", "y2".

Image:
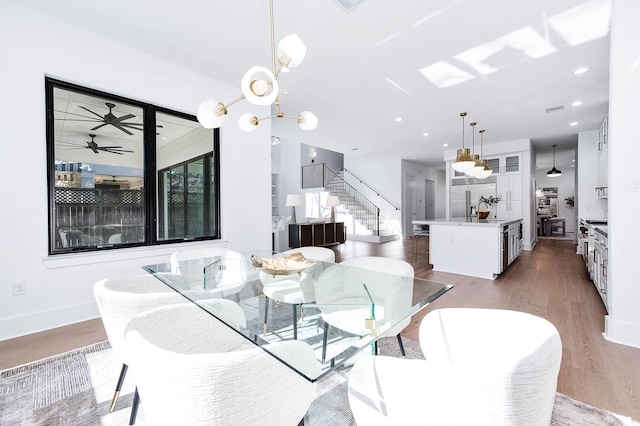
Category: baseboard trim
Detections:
[
  {"x1": 604, "y1": 315, "x2": 640, "y2": 349},
  {"x1": 0, "y1": 301, "x2": 98, "y2": 342}
]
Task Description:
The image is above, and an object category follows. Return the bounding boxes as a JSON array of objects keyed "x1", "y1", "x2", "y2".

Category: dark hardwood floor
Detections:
[{"x1": 1, "y1": 238, "x2": 639, "y2": 421}]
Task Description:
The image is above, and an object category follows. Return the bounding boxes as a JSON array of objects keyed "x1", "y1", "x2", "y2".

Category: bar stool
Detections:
[{"x1": 412, "y1": 226, "x2": 430, "y2": 264}]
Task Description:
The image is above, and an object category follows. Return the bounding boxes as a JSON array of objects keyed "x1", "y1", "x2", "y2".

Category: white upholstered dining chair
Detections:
[
  {"x1": 170, "y1": 247, "x2": 249, "y2": 299},
  {"x1": 124, "y1": 302, "x2": 319, "y2": 425},
  {"x1": 315, "y1": 256, "x2": 414, "y2": 362},
  {"x1": 347, "y1": 308, "x2": 562, "y2": 425},
  {"x1": 93, "y1": 275, "x2": 185, "y2": 422},
  {"x1": 260, "y1": 246, "x2": 335, "y2": 339}
]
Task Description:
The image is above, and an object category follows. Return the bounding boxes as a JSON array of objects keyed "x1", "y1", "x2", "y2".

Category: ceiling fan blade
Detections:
[
  {"x1": 91, "y1": 123, "x2": 109, "y2": 131},
  {"x1": 79, "y1": 106, "x2": 107, "y2": 120},
  {"x1": 96, "y1": 145, "x2": 125, "y2": 149},
  {"x1": 115, "y1": 113, "x2": 136, "y2": 122},
  {"x1": 55, "y1": 110, "x2": 104, "y2": 121},
  {"x1": 110, "y1": 123, "x2": 134, "y2": 135},
  {"x1": 100, "y1": 149, "x2": 125, "y2": 155},
  {"x1": 121, "y1": 123, "x2": 143, "y2": 131}
]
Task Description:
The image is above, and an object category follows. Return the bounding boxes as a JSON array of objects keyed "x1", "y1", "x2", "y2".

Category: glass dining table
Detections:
[{"x1": 142, "y1": 250, "x2": 452, "y2": 382}]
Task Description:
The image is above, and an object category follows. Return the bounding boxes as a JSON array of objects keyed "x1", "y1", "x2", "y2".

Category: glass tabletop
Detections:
[{"x1": 142, "y1": 250, "x2": 452, "y2": 382}]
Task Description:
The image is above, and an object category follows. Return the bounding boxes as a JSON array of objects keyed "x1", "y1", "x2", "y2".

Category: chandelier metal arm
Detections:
[
  {"x1": 270, "y1": 0, "x2": 276, "y2": 75},
  {"x1": 225, "y1": 94, "x2": 246, "y2": 110}
]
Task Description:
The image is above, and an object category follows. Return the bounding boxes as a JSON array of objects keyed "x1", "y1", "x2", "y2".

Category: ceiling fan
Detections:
[
  {"x1": 59, "y1": 134, "x2": 134, "y2": 155},
  {"x1": 78, "y1": 102, "x2": 142, "y2": 135},
  {"x1": 56, "y1": 102, "x2": 164, "y2": 135}
]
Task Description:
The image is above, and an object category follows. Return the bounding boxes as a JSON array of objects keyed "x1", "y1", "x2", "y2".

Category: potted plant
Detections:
[
  {"x1": 478, "y1": 195, "x2": 502, "y2": 219},
  {"x1": 565, "y1": 195, "x2": 574, "y2": 208}
]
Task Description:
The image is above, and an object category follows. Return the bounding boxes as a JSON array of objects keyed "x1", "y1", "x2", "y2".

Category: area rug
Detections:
[{"x1": 0, "y1": 339, "x2": 633, "y2": 426}]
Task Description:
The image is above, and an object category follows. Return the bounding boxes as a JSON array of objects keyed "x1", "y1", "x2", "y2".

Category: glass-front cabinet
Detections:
[{"x1": 452, "y1": 153, "x2": 520, "y2": 178}]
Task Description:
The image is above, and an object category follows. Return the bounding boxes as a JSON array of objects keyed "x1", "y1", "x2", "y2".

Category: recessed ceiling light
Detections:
[
  {"x1": 571, "y1": 164, "x2": 575, "y2": 168},
  {"x1": 571, "y1": 101, "x2": 582, "y2": 107},
  {"x1": 395, "y1": 117, "x2": 402, "y2": 122},
  {"x1": 423, "y1": 132, "x2": 429, "y2": 136},
  {"x1": 442, "y1": 143, "x2": 448, "y2": 147},
  {"x1": 574, "y1": 67, "x2": 589, "y2": 75},
  {"x1": 570, "y1": 121, "x2": 579, "y2": 126},
  {"x1": 281, "y1": 89, "x2": 291, "y2": 95}
]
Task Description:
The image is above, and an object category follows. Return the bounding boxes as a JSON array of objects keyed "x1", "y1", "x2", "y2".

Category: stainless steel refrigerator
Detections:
[{"x1": 451, "y1": 179, "x2": 497, "y2": 218}]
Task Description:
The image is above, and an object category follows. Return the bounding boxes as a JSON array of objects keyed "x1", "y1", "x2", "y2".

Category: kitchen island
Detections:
[{"x1": 413, "y1": 217, "x2": 523, "y2": 280}]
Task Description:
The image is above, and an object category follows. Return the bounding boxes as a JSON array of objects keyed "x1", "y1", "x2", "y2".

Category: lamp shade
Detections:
[
  {"x1": 326, "y1": 196, "x2": 340, "y2": 207},
  {"x1": 238, "y1": 112, "x2": 259, "y2": 132},
  {"x1": 547, "y1": 167, "x2": 562, "y2": 177},
  {"x1": 466, "y1": 155, "x2": 484, "y2": 177},
  {"x1": 241, "y1": 66, "x2": 279, "y2": 106},
  {"x1": 277, "y1": 34, "x2": 307, "y2": 69},
  {"x1": 297, "y1": 111, "x2": 318, "y2": 130},
  {"x1": 452, "y1": 148, "x2": 475, "y2": 172},
  {"x1": 475, "y1": 160, "x2": 493, "y2": 179},
  {"x1": 286, "y1": 193, "x2": 303, "y2": 207},
  {"x1": 197, "y1": 100, "x2": 228, "y2": 129}
]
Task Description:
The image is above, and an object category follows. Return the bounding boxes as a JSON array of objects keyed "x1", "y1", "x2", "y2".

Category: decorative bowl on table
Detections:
[
  {"x1": 250, "y1": 252, "x2": 315, "y2": 277},
  {"x1": 477, "y1": 210, "x2": 490, "y2": 220}
]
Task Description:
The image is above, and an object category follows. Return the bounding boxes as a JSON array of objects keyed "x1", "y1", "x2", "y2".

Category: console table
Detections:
[{"x1": 289, "y1": 222, "x2": 345, "y2": 248}]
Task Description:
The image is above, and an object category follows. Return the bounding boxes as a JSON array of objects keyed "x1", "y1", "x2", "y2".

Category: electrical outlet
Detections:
[{"x1": 12, "y1": 281, "x2": 26, "y2": 296}]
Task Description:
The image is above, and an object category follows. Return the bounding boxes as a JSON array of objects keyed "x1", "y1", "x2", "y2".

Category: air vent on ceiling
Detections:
[
  {"x1": 546, "y1": 105, "x2": 565, "y2": 113},
  {"x1": 334, "y1": 0, "x2": 365, "y2": 10}
]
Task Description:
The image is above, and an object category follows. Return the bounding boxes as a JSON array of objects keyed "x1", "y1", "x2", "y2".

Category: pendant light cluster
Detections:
[
  {"x1": 196, "y1": 0, "x2": 317, "y2": 133},
  {"x1": 547, "y1": 144, "x2": 562, "y2": 177},
  {"x1": 451, "y1": 112, "x2": 493, "y2": 179}
]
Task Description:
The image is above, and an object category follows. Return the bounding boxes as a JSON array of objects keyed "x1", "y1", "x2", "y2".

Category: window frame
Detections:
[{"x1": 45, "y1": 77, "x2": 221, "y2": 255}]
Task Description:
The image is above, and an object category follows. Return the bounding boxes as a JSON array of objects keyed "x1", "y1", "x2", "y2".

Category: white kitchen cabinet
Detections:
[
  {"x1": 596, "y1": 113, "x2": 609, "y2": 198},
  {"x1": 497, "y1": 174, "x2": 523, "y2": 220}
]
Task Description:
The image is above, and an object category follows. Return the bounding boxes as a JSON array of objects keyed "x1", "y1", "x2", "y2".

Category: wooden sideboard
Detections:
[{"x1": 289, "y1": 222, "x2": 345, "y2": 248}]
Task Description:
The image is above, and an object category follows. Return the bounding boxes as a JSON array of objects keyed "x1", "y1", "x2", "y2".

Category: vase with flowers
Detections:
[{"x1": 478, "y1": 195, "x2": 502, "y2": 219}]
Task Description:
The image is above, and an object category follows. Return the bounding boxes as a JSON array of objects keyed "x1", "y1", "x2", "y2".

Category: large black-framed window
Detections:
[{"x1": 46, "y1": 78, "x2": 220, "y2": 254}]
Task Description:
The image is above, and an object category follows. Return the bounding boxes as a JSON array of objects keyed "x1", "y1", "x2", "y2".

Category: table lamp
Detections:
[
  {"x1": 286, "y1": 193, "x2": 303, "y2": 224},
  {"x1": 326, "y1": 195, "x2": 340, "y2": 223}
]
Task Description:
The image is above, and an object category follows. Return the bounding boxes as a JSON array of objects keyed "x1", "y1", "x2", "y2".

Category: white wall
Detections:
[
  {"x1": 535, "y1": 167, "x2": 577, "y2": 234},
  {"x1": 577, "y1": 130, "x2": 608, "y2": 220},
  {"x1": 401, "y1": 161, "x2": 446, "y2": 220},
  {"x1": 605, "y1": 0, "x2": 640, "y2": 348},
  {"x1": 0, "y1": 4, "x2": 272, "y2": 340}
]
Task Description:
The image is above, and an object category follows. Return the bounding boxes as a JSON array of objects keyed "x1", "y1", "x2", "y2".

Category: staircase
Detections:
[{"x1": 324, "y1": 170, "x2": 399, "y2": 243}]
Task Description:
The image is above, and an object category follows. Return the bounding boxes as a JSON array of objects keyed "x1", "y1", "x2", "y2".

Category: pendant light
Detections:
[
  {"x1": 466, "y1": 121, "x2": 484, "y2": 177},
  {"x1": 452, "y1": 112, "x2": 475, "y2": 172},
  {"x1": 547, "y1": 144, "x2": 562, "y2": 177},
  {"x1": 475, "y1": 129, "x2": 493, "y2": 179}
]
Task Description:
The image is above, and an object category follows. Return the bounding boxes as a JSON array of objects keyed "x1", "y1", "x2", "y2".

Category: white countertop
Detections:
[{"x1": 413, "y1": 217, "x2": 522, "y2": 228}]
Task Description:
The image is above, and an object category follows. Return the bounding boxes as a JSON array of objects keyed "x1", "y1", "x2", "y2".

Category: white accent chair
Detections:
[
  {"x1": 170, "y1": 247, "x2": 248, "y2": 299},
  {"x1": 347, "y1": 308, "x2": 563, "y2": 425},
  {"x1": 315, "y1": 257, "x2": 414, "y2": 362},
  {"x1": 93, "y1": 275, "x2": 185, "y2": 422},
  {"x1": 261, "y1": 247, "x2": 336, "y2": 339},
  {"x1": 125, "y1": 302, "x2": 319, "y2": 425}
]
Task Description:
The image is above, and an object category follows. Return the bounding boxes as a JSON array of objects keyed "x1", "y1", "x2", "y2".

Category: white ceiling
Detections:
[{"x1": 22, "y1": 0, "x2": 610, "y2": 171}]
